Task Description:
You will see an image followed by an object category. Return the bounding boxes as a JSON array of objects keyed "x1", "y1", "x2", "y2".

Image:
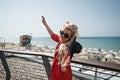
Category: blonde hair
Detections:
[{"x1": 63, "y1": 22, "x2": 78, "y2": 47}]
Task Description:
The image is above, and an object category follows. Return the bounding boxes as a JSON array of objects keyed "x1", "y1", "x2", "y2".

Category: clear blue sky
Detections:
[{"x1": 0, "y1": 0, "x2": 120, "y2": 37}]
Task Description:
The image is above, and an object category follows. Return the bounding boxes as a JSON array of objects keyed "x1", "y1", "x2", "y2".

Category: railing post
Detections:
[
  {"x1": 94, "y1": 67, "x2": 98, "y2": 80},
  {"x1": 0, "y1": 51, "x2": 11, "y2": 80},
  {"x1": 42, "y1": 56, "x2": 51, "y2": 80}
]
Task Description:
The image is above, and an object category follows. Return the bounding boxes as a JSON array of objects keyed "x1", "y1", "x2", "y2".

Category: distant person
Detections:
[
  {"x1": 41, "y1": 16, "x2": 82, "y2": 80},
  {"x1": 25, "y1": 37, "x2": 31, "y2": 49}
]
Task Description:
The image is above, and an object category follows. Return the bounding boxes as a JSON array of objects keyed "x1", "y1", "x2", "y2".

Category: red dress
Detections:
[{"x1": 50, "y1": 34, "x2": 72, "y2": 80}]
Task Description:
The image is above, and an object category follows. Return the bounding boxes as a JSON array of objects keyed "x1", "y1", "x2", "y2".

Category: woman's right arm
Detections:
[{"x1": 41, "y1": 16, "x2": 54, "y2": 37}]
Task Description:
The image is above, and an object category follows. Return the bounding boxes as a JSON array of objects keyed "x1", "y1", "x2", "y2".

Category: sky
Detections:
[{"x1": 0, "y1": 0, "x2": 120, "y2": 37}]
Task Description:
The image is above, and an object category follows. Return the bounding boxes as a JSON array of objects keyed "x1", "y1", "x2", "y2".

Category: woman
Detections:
[{"x1": 41, "y1": 16, "x2": 78, "y2": 80}]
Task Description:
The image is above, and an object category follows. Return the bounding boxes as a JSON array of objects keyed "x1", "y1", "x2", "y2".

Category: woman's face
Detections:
[{"x1": 60, "y1": 28, "x2": 72, "y2": 43}]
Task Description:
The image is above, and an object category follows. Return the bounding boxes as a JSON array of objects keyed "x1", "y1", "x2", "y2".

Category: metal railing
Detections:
[{"x1": 0, "y1": 50, "x2": 120, "y2": 80}]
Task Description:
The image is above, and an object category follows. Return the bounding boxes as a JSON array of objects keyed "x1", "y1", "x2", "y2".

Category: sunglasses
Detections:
[{"x1": 60, "y1": 30, "x2": 70, "y2": 38}]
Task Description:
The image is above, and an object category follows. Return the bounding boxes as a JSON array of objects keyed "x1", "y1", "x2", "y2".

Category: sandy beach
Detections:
[{"x1": 0, "y1": 42, "x2": 120, "y2": 64}]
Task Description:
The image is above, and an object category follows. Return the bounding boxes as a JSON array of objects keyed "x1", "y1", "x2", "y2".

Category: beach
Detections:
[
  {"x1": 0, "y1": 57, "x2": 48, "y2": 80},
  {"x1": 0, "y1": 42, "x2": 120, "y2": 64}
]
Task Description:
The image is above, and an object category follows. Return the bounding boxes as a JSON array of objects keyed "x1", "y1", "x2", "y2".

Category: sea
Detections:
[{"x1": 0, "y1": 37, "x2": 120, "y2": 52}]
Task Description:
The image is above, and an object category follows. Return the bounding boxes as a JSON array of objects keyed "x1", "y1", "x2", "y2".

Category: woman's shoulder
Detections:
[{"x1": 51, "y1": 33, "x2": 61, "y2": 43}]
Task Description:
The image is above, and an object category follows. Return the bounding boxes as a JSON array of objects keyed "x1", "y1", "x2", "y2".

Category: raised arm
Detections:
[{"x1": 41, "y1": 16, "x2": 54, "y2": 37}]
